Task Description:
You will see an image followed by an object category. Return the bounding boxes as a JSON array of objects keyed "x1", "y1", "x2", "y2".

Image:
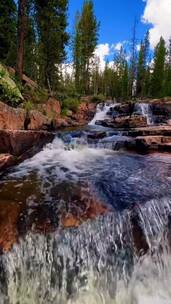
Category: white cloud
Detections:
[
  {"x1": 114, "y1": 42, "x2": 123, "y2": 51},
  {"x1": 142, "y1": 0, "x2": 171, "y2": 48},
  {"x1": 94, "y1": 43, "x2": 110, "y2": 70},
  {"x1": 136, "y1": 44, "x2": 141, "y2": 51}
]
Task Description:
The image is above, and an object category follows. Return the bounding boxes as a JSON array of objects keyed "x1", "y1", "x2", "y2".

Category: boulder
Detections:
[
  {"x1": 0, "y1": 102, "x2": 50, "y2": 131},
  {"x1": 127, "y1": 126, "x2": 171, "y2": 137},
  {"x1": 28, "y1": 110, "x2": 50, "y2": 130},
  {"x1": 126, "y1": 135, "x2": 171, "y2": 153},
  {"x1": 0, "y1": 130, "x2": 54, "y2": 157},
  {"x1": 39, "y1": 97, "x2": 61, "y2": 118},
  {"x1": 71, "y1": 102, "x2": 96, "y2": 125},
  {"x1": 96, "y1": 115, "x2": 147, "y2": 129},
  {"x1": 0, "y1": 101, "x2": 25, "y2": 130},
  {"x1": 0, "y1": 154, "x2": 16, "y2": 171}
]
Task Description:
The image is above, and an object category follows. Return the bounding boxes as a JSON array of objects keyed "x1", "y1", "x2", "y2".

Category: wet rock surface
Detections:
[{"x1": 0, "y1": 130, "x2": 54, "y2": 172}]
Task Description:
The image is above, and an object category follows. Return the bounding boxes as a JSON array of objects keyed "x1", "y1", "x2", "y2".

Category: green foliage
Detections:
[
  {"x1": 91, "y1": 94, "x2": 105, "y2": 103},
  {"x1": 0, "y1": 64, "x2": 23, "y2": 106},
  {"x1": 0, "y1": 83, "x2": 22, "y2": 107},
  {"x1": 22, "y1": 85, "x2": 48, "y2": 104},
  {"x1": 151, "y1": 37, "x2": 166, "y2": 97},
  {"x1": 35, "y1": 0, "x2": 69, "y2": 91},
  {"x1": 62, "y1": 97, "x2": 80, "y2": 113},
  {"x1": 73, "y1": 0, "x2": 99, "y2": 94},
  {"x1": 23, "y1": 100, "x2": 33, "y2": 112},
  {"x1": 61, "y1": 107, "x2": 70, "y2": 117},
  {"x1": 0, "y1": 0, "x2": 17, "y2": 65}
]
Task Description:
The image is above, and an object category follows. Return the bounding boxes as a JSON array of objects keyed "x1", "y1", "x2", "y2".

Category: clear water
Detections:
[{"x1": 0, "y1": 131, "x2": 171, "y2": 303}]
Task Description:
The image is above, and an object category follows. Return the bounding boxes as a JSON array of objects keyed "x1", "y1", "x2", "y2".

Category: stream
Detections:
[{"x1": 0, "y1": 103, "x2": 171, "y2": 303}]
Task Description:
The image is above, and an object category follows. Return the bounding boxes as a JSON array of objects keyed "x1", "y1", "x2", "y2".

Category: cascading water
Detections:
[
  {"x1": 135, "y1": 103, "x2": 154, "y2": 125},
  {"x1": 89, "y1": 102, "x2": 115, "y2": 126},
  {"x1": 0, "y1": 126, "x2": 171, "y2": 303}
]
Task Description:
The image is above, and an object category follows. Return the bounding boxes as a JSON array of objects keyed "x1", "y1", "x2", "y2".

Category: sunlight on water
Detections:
[
  {"x1": 1, "y1": 118, "x2": 171, "y2": 303},
  {"x1": 0, "y1": 197, "x2": 171, "y2": 303}
]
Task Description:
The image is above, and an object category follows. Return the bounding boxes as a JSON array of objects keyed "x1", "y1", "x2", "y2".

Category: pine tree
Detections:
[
  {"x1": 0, "y1": 0, "x2": 17, "y2": 64},
  {"x1": 151, "y1": 37, "x2": 166, "y2": 97},
  {"x1": 73, "y1": 0, "x2": 99, "y2": 94},
  {"x1": 137, "y1": 31, "x2": 150, "y2": 97},
  {"x1": 122, "y1": 62, "x2": 129, "y2": 100},
  {"x1": 16, "y1": 0, "x2": 27, "y2": 81},
  {"x1": 129, "y1": 20, "x2": 138, "y2": 98},
  {"x1": 165, "y1": 38, "x2": 171, "y2": 96},
  {"x1": 35, "y1": 0, "x2": 69, "y2": 92},
  {"x1": 24, "y1": 0, "x2": 38, "y2": 81}
]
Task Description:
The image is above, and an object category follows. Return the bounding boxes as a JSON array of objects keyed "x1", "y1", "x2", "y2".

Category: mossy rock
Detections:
[{"x1": 0, "y1": 63, "x2": 23, "y2": 107}]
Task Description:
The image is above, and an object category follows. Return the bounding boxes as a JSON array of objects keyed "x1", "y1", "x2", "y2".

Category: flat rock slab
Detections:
[
  {"x1": 0, "y1": 130, "x2": 54, "y2": 171},
  {"x1": 127, "y1": 126, "x2": 171, "y2": 137}
]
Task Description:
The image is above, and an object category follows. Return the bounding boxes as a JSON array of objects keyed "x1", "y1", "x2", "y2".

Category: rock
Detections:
[
  {"x1": 0, "y1": 201, "x2": 23, "y2": 252},
  {"x1": 96, "y1": 115, "x2": 147, "y2": 129},
  {"x1": 71, "y1": 102, "x2": 96, "y2": 125},
  {"x1": 0, "y1": 101, "x2": 50, "y2": 131},
  {"x1": 0, "y1": 130, "x2": 54, "y2": 157},
  {"x1": 112, "y1": 103, "x2": 130, "y2": 115},
  {"x1": 0, "y1": 101, "x2": 25, "y2": 130},
  {"x1": 54, "y1": 118, "x2": 69, "y2": 128},
  {"x1": 39, "y1": 97, "x2": 61, "y2": 118},
  {"x1": 87, "y1": 131, "x2": 107, "y2": 140},
  {"x1": 126, "y1": 135, "x2": 171, "y2": 153},
  {"x1": 127, "y1": 126, "x2": 171, "y2": 137},
  {"x1": 0, "y1": 154, "x2": 16, "y2": 170},
  {"x1": 28, "y1": 110, "x2": 50, "y2": 130}
]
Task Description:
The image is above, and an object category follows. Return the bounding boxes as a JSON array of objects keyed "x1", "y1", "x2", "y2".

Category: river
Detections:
[{"x1": 0, "y1": 103, "x2": 171, "y2": 303}]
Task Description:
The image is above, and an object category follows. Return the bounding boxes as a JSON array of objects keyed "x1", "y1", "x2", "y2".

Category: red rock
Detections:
[
  {"x1": 0, "y1": 201, "x2": 23, "y2": 252},
  {"x1": 0, "y1": 101, "x2": 25, "y2": 130},
  {"x1": 126, "y1": 135, "x2": 171, "y2": 153},
  {"x1": 71, "y1": 102, "x2": 96, "y2": 126},
  {"x1": 54, "y1": 118, "x2": 69, "y2": 128},
  {"x1": 0, "y1": 154, "x2": 15, "y2": 170},
  {"x1": 40, "y1": 97, "x2": 61, "y2": 118},
  {"x1": 97, "y1": 115, "x2": 147, "y2": 128},
  {"x1": 0, "y1": 130, "x2": 54, "y2": 157},
  {"x1": 29, "y1": 110, "x2": 50, "y2": 130}
]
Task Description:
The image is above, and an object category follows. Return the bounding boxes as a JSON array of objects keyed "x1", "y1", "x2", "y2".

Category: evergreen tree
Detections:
[
  {"x1": 122, "y1": 61, "x2": 129, "y2": 100},
  {"x1": 73, "y1": 0, "x2": 99, "y2": 94},
  {"x1": 137, "y1": 31, "x2": 150, "y2": 97},
  {"x1": 23, "y1": 0, "x2": 39, "y2": 81},
  {"x1": 151, "y1": 37, "x2": 166, "y2": 97},
  {"x1": 129, "y1": 20, "x2": 138, "y2": 98},
  {"x1": 165, "y1": 38, "x2": 171, "y2": 96},
  {"x1": 16, "y1": 0, "x2": 27, "y2": 81},
  {"x1": 0, "y1": 0, "x2": 17, "y2": 64},
  {"x1": 35, "y1": 0, "x2": 69, "y2": 92}
]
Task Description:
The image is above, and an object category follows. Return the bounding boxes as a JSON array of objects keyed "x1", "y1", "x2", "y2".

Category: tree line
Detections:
[{"x1": 0, "y1": 0, "x2": 171, "y2": 101}]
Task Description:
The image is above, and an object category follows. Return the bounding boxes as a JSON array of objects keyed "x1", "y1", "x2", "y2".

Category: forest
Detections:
[{"x1": 1, "y1": 0, "x2": 171, "y2": 110}]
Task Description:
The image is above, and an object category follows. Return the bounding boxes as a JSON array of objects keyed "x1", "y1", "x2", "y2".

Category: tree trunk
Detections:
[{"x1": 16, "y1": 0, "x2": 27, "y2": 81}]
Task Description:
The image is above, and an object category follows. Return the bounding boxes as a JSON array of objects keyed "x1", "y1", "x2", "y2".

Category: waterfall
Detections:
[
  {"x1": 89, "y1": 102, "x2": 114, "y2": 126},
  {"x1": 135, "y1": 103, "x2": 154, "y2": 125},
  {"x1": 1, "y1": 128, "x2": 171, "y2": 303},
  {"x1": 0, "y1": 198, "x2": 171, "y2": 303}
]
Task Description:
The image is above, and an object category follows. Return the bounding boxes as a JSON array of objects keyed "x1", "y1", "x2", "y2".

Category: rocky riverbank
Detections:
[
  {"x1": 0, "y1": 97, "x2": 96, "y2": 171},
  {"x1": 1, "y1": 97, "x2": 171, "y2": 172}
]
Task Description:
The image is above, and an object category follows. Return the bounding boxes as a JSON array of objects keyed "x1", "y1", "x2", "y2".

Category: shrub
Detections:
[
  {"x1": 0, "y1": 63, "x2": 23, "y2": 107},
  {"x1": 62, "y1": 97, "x2": 80, "y2": 113},
  {"x1": 91, "y1": 94, "x2": 105, "y2": 103},
  {"x1": 23, "y1": 100, "x2": 33, "y2": 112}
]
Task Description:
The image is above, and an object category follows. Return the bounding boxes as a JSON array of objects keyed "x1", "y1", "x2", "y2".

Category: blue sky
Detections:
[
  {"x1": 68, "y1": 0, "x2": 148, "y2": 46},
  {"x1": 66, "y1": 0, "x2": 171, "y2": 68}
]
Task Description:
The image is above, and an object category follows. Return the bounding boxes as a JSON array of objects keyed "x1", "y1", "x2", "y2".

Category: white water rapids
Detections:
[{"x1": 0, "y1": 103, "x2": 171, "y2": 304}]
